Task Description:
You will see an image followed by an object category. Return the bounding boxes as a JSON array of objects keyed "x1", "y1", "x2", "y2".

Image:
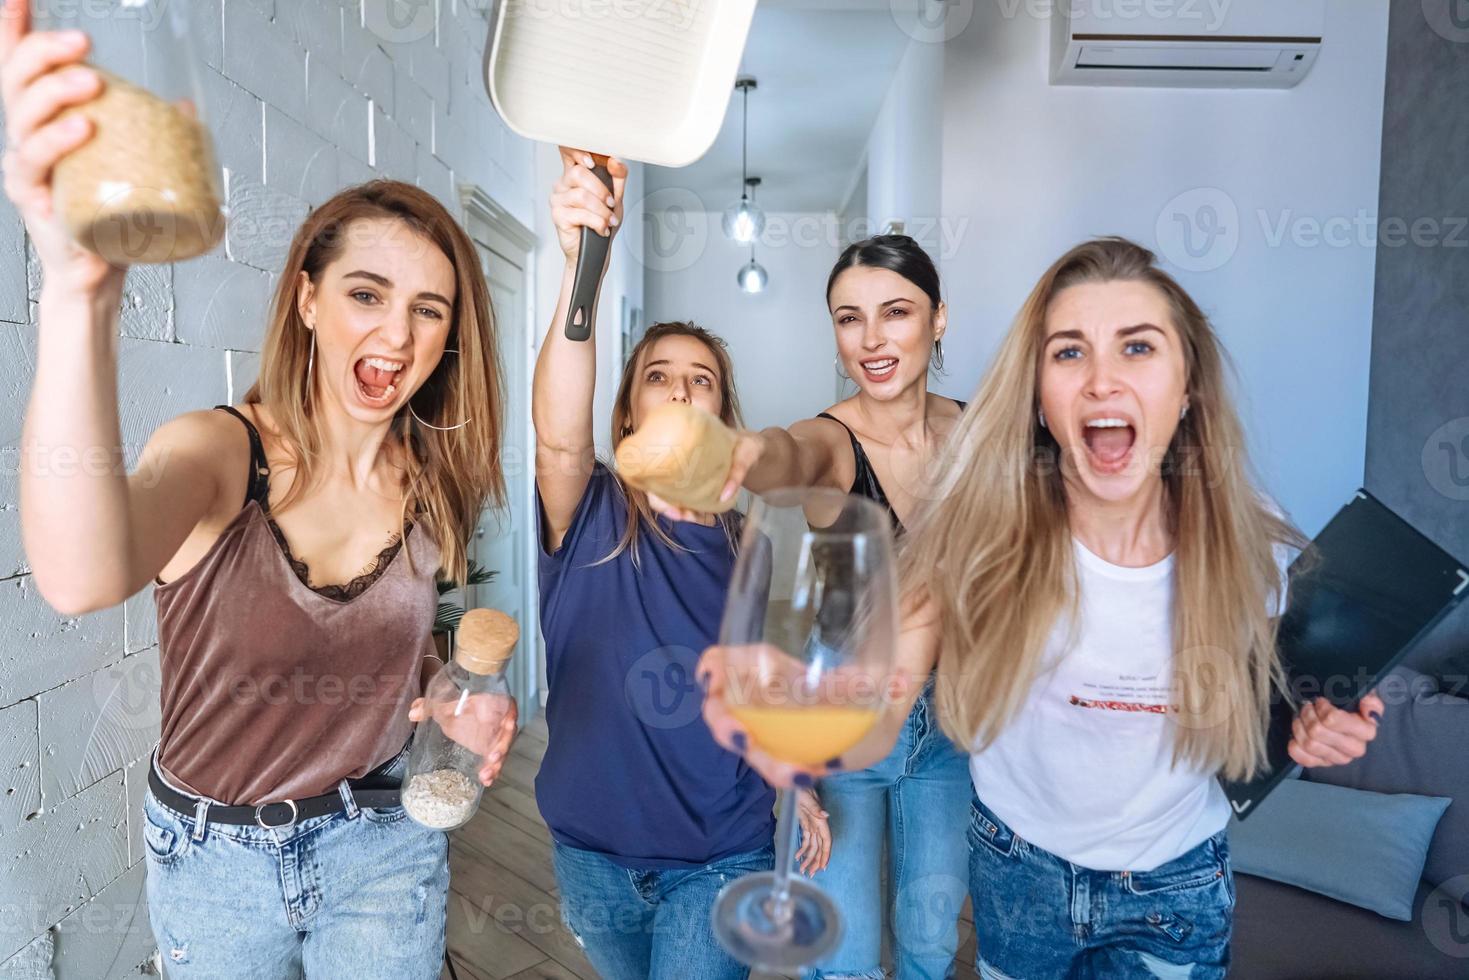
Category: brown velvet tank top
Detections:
[{"x1": 154, "y1": 407, "x2": 441, "y2": 806}]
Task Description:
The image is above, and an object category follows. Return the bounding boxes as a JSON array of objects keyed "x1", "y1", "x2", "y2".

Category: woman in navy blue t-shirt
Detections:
[{"x1": 531, "y1": 148, "x2": 830, "y2": 980}]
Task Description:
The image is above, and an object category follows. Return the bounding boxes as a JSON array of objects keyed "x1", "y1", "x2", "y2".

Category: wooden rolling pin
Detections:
[{"x1": 614, "y1": 403, "x2": 738, "y2": 514}]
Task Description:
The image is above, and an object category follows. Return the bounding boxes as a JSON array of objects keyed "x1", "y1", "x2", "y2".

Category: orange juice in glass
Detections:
[{"x1": 728, "y1": 702, "x2": 877, "y2": 768}]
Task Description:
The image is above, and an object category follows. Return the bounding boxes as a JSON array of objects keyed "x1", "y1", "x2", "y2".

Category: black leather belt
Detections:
[{"x1": 148, "y1": 757, "x2": 405, "y2": 830}]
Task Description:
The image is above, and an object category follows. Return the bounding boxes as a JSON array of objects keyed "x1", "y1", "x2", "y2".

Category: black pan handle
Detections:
[{"x1": 565, "y1": 158, "x2": 612, "y2": 342}]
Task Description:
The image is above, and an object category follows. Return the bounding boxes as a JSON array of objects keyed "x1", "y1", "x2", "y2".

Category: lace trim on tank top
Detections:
[
  {"x1": 264, "y1": 521, "x2": 410, "y2": 602},
  {"x1": 213, "y1": 406, "x2": 411, "y2": 602},
  {"x1": 817, "y1": 399, "x2": 968, "y2": 533}
]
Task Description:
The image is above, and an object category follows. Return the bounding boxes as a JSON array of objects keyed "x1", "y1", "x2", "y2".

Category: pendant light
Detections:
[
  {"x1": 722, "y1": 77, "x2": 765, "y2": 244},
  {"x1": 737, "y1": 246, "x2": 769, "y2": 294},
  {"x1": 736, "y1": 176, "x2": 767, "y2": 293}
]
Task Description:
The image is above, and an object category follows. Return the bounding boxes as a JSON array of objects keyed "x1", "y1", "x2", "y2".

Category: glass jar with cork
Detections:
[
  {"x1": 402, "y1": 609, "x2": 518, "y2": 831},
  {"x1": 42, "y1": 0, "x2": 224, "y2": 265}
]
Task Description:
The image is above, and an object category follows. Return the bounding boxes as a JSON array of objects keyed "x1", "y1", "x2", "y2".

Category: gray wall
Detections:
[
  {"x1": 0, "y1": 2, "x2": 540, "y2": 975},
  {"x1": 1363, "y1": 2, "x2": 1469, "y2": 679}
]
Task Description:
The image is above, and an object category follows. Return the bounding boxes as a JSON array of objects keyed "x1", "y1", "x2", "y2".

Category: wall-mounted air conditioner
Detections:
[{"x1": 1051, "y1": 0, "x2": 1324, "y2": 89}]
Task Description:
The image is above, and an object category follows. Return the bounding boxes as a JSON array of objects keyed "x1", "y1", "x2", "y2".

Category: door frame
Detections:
[{"x1": 458, "y1": 183, "x2": 540, "y2": 724}]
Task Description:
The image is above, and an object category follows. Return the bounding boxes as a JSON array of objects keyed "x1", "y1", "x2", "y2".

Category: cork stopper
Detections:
[{"x1": 454, "y1": 609, "x2": 519, "y2": 675}]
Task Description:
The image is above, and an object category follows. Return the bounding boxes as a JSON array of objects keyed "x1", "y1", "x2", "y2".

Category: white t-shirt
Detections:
[{"x1": 968, "y1": 538, "x2": 1286, "y2": 873}]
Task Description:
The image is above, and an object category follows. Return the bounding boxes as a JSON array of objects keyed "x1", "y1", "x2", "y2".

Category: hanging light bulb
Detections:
[
  {"x1": 723, "y1": 79, "x2": 766, "y2": 243},
  {"x1": 738, "y1": 245, "x2": 768, "y2": 294},
  {"x1": 724, "y1": 197, "x2": 763, "y2": 244},
  {"x1": 724, "y1": 178, "x2": 765, "y2": 244}
]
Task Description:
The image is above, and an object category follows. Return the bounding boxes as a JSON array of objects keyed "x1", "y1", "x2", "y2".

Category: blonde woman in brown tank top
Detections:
[{"x1": 4, "y1": 13, "x2": 509, "y2": 975}]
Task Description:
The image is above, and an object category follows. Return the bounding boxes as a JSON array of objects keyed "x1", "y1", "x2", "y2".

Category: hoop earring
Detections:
[
  {"x1": 834, "y1": 356, "x2": 850, "y2": 382},
  {"x1": 409, "y1": 350, "x2": 472, "y2": 432}
]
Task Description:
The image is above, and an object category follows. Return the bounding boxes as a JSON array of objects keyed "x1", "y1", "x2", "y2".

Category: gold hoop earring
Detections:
[{"x1": 409, "y1": 350, "x2": 472, "y2": 432}]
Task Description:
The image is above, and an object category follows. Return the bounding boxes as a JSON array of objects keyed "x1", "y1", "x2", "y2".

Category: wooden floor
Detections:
[{"x1": 439, "y1": 715, "x2": 979, "y2": 980}]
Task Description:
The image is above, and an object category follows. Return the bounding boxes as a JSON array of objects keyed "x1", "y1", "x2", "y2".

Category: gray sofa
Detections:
[
  {"x1": 1229, "y1": 666, "x2": 1469, "y2": 978},
  {"x1": 1233, "y1": 874, "x2": 1464, "y2": 978}
]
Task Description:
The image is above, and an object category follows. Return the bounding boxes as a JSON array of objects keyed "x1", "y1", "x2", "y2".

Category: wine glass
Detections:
[{"x1": 710, "y1": 488, "x2": 898, "y2": 972}]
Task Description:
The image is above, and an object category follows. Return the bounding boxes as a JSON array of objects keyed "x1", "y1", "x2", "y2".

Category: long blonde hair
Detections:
[
  {"x1": 603, "y1": 321, "x2": 744, "y2": 564},
  {"x1": 247, "y1": 180, "x2": 506, "y2": 584},
  {"x1": 905, "y1": 237, "x2": 1301, "y2": 782}
]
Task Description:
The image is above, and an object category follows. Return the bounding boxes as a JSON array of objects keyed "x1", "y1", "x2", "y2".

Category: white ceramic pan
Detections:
[{"x1": 486, "y1": 0, "x2": 757, "y2": 340}]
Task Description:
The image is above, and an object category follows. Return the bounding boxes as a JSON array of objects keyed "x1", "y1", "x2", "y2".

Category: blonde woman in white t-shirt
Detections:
[{"x1": 699, "y1": 237, "x2": 1382, "y2": 979}]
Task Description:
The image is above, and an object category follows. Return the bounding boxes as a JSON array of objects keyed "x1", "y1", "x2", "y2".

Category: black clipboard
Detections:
[{"x1": 1222, "y1": 490, "x2": 1469, "y2": 819}]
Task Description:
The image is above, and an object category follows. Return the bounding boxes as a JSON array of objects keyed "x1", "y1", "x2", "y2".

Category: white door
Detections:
[{"x1": 462, "y1": 191, "x2": 539, "y2": 723}]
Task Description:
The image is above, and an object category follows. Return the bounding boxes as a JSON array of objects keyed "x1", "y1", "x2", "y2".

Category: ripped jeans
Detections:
[
  {"x1": 142, "y1": 745, "x2": 449, "y2": 979},
  {"x1": 966, "y1": 795, "x2": 1234, "y2": 980},
  {"x1": 551, "y1": 840, "x2": 774, "y2": 980}
]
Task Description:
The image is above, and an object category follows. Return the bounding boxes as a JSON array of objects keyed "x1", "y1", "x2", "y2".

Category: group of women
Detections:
[{"x1": 3, "y1": 7, "x2": 1381, "y2": 978}]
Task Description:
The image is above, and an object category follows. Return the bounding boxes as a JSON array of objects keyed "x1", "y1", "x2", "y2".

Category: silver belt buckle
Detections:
[{"x1": 254, "y1": 798, "x2": 300, "y2": 830}]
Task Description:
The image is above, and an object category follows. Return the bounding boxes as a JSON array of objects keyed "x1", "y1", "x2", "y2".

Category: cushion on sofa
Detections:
[
  {"x1": 1228, "y1": 779, "x2": 1449, "y2": 921},
  {"x1": 1303, "y1": 666, "x2": 1469, "y2": 907}
]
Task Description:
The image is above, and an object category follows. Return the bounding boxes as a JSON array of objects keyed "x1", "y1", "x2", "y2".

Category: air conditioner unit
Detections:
[{"x1": 1051, "y1": 0, "x2": 1324, "y2": 89}]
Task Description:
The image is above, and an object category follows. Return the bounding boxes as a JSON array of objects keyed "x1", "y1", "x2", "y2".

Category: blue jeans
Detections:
[
  {"x1": 806, "y1": 685, "x2": 973, "y2": 980},
  {"x1": 143, "y1": 744, "x2": 449, "y2": 979},
  {"x1": 967, "y1": 795, "x2": 1234, "y2": 980},
  {"x1": 552, "y1": 840, "x2": 775, "y2": 980}
]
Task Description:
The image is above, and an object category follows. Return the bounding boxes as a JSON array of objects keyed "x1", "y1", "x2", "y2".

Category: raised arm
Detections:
[
  {"x1": 733, "y1": 416, "x2": 849, "y2": 497},
  {"x1": 3, "y1": 8, "x2": 231, "y2": 613},
  {"x1": 531, "y1": 148, "x2": 627, "y2": 552}
]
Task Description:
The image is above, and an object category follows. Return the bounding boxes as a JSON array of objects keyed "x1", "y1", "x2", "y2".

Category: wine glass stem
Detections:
[{"x1": 767, "y1": 786, "x2": 801, "y2": 925}]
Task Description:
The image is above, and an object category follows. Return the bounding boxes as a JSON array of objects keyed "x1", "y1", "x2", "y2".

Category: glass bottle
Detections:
[
  {"x1": 44, "y1": 0, "x2": 224, "y2": 265},
  {"x1": 401, "y1": 609, "x2": 518, "y2": 831}
]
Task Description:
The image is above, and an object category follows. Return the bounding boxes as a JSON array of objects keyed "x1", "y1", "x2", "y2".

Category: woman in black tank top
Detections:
[{"x1": 676, "y1": 236, "x2": 975, "y2": 978}]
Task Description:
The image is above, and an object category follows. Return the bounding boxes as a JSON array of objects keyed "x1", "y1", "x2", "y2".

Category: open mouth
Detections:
[
  {"x1": 353, "y1": 356, "x2": 406, "y2": 408},
  {"x1": 860, "y1": 357, "x2": 898, "y2": 383},
  {"x1": 1081, "y1": 416, "x2": 1136, "y2": 474}
]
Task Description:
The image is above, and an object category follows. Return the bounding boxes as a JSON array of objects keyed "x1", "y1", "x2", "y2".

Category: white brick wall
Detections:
[{"x1": 0, "y1": 1, "x2": 540, "y2": 974}]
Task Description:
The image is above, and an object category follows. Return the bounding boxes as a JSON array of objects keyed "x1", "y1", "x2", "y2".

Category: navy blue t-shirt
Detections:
[{"x1": 535, "y1": 463, "x2": 775, "y2": 869}]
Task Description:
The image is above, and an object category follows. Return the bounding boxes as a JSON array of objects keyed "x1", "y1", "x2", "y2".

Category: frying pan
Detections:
[{"x1": 486, "y1": 0, "x2": 758, "y2": 341}]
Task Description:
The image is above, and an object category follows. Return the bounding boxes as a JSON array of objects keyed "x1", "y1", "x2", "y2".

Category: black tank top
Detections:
[{"x1": 817, "y1": 399, "x2": 966, "y2": 533}]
